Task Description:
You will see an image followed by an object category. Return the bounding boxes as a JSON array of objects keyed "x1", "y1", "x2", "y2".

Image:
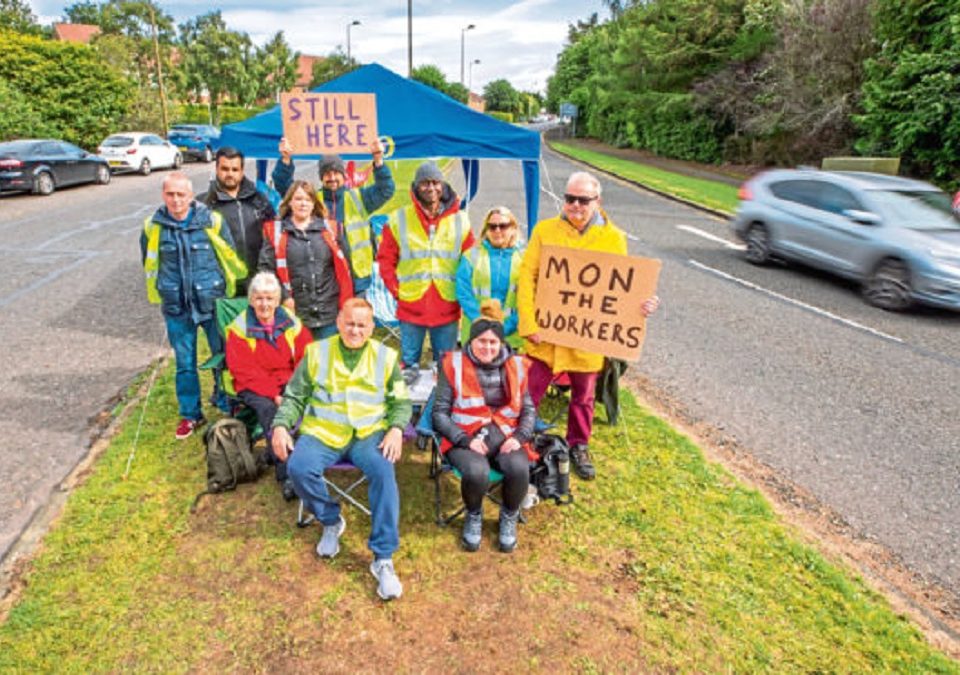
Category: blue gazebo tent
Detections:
[{"x1": 219, "y1": 63, "x2": 541, "y2": 231}]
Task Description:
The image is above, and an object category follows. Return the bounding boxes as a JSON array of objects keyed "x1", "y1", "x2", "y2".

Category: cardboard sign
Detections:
[
  {"x1": 533, "y1": 246, "x2": 661, "y2": 361},
  {"x1": 280, "y1": 92, "x2": 377, "y2": 155}
]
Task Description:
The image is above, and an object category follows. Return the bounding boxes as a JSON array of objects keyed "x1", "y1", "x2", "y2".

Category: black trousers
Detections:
[
  {"x1": 446, "y1": 446, "x2": 529, "y2": 513},
  {"x1": 237, "y1": 390, "x2": 286, "y2": 482}
]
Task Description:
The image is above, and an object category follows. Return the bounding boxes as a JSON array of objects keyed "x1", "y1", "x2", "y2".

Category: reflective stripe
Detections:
[
  {"x1": 500, "y1": 408, "x2": 520, "y2": 419},
  {"x1": 452, "y1": 412, "x2": 490, "y2": 426},
  {"x1": 352, "y1": 239, "x2": 373, "y2": 251},
  {"x1": 346, "y1": 220, "x2": 368, "y2": 234},
  {"x1": 397, "y1": 209, "x2": 411, "y2": 260},
  {"x1": 397, "y1": 272, "x2": 455, "y2": 283},
  {"x1": 145, "y1": 251, "x2": 158, "y2": 261},
  {"x1": 314, "y1": 338, "x2": 331, "y2": 388}
]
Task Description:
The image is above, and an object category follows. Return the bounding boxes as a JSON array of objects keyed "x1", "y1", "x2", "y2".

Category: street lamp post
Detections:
[
  {"x1": 460, "y1": 23, "x2": 475, "y2": 86},
  {"x1": 469, "y1": 58, "x2": 480, "y2": 91},
  {"x1": 346, "y1": 19, "x2": 361, "y2": 61}
]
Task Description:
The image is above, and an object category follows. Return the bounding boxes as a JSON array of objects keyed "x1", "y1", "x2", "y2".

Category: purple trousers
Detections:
[{"x1": 527, "y1": 357, "x2": 599, "y2": 447}]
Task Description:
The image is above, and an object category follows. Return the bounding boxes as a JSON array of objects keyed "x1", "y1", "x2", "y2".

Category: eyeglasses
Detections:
[
  {"x1": 564, "y1": 193, "x2": 598, "y2": 206},
  {"x1": 486, "y1": 222, "x2": 514, "y2": 231}
]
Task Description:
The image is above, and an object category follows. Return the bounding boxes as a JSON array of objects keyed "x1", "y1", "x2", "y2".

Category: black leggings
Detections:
[
  {"x1": 446, "y1": 447, "x2": 529, "y2": 513},
  {"x1": 237, "y1": 390, "x2": 286, "y2": 482}
]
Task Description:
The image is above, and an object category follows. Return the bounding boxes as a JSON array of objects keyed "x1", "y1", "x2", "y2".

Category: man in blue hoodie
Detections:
[
  {"x1": 271, "y1": 137, "x2": 394, "y2": 295},
  {"x1": 141, "y1": 173, "x2": 247, "y2": 439}
]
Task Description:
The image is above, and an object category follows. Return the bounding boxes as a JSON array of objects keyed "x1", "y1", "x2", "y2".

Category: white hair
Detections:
[
  {"x1": 566, "y1": 171, "x2": 602, "y2": 197},
  {"x1": 247, "y1": 271, "x2": 282, "y2": 298}
]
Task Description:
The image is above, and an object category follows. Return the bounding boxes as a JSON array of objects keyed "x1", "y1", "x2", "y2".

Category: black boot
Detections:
[{"x1": 569, "y1": 444, "x2": 596, "y2": 480}]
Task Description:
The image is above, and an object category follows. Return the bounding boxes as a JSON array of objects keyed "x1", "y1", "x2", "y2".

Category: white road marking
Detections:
[
  {"x1": 687, "y1": 259, "x2": 904, "y2": 344},
  {"x1": 677, "y1": 224, "x2": 745, "y2": 250}
]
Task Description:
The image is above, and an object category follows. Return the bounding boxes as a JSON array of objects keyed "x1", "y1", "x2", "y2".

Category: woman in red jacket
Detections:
[{"x1": 226, "y1": 271, "x2": 312, "y2": 500}]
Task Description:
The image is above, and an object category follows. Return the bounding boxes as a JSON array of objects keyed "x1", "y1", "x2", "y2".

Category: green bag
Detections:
[{"x1": 191, "y1": 417, "x2": 264, "y2": 511}]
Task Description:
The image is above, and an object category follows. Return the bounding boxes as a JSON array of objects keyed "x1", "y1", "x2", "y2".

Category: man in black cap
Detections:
[{"x1": 271, "y1": 137, "x2": 395, "y2": 294}]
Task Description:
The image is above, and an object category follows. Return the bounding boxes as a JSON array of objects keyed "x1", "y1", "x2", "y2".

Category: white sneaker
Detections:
[
  {"x1": 316, "y1": 515, "x2": 346, "y2": 558},
  {"x1": 370, "y1": 558, "x2": 403, "y2": 600}
]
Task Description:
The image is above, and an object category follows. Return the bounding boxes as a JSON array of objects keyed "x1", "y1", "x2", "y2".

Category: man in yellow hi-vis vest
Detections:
[
  {"x1": 272, "y1": 297, "x2": 411, "y2": 601},
  {"x1": 140, "y1": 172, "x2": 247, "y2": 440}
]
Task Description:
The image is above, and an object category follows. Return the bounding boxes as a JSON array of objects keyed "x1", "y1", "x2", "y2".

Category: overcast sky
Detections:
[{"x1": 31, "y1": 0, "x2": 607, "y2": 93}]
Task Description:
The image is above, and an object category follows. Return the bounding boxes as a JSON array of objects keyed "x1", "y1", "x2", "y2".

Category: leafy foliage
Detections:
[
  {"x1": 483, "y1": 78, "x2": 520, "y2": 113},
  {"x1": 0, "y1": 0, "x2": 41, "y2": 34},
  {"x1": 310, "y1": 50, "x2": 358, "y2": 87}
]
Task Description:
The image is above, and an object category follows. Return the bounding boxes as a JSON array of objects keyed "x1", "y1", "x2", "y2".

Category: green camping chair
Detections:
[{"x1": 199, "y1": 297, "x2": 259, "y2": 434}]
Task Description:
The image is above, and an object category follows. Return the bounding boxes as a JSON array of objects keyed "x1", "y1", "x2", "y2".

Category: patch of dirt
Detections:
[{"x1": 622, "y1": 370, "x2": 960, "y2": 660}]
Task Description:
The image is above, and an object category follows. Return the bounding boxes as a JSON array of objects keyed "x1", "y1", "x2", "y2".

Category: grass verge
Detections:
[
  {"x1": 549, "y1": 141, "x2": 741, "y2": 215},
  {"x1": 0, "y1": 363, "x2": 956, "y2": 671}
]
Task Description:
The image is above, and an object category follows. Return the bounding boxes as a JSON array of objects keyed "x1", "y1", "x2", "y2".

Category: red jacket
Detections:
[
  {"x1": 225, "y1": 307, "x2": 312, "y2": 399},
  {"x1": 378, "y1": 191, "x2": 475, "y2": 326}
]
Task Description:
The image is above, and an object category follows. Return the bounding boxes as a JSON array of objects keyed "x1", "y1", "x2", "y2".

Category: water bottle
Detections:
[{"x1": 556, "y1": 448, "x2": 570, "y2": 496}]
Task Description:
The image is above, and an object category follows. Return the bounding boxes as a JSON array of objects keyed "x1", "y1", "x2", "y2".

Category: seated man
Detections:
[
  {"x1": 271, "y1": 297, "x2": 411, "y2": 601},
  {"x1": 225, "y1": 271, "x2": 312, "y2": 501},
  {"x1": 432, "y1": 302, "x2": 537, "y2": 554}
]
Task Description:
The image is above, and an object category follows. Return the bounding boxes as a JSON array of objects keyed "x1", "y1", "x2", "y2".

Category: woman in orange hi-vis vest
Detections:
[{"x1": 432, "y1": 302, "x2": 536, "y2": 554}]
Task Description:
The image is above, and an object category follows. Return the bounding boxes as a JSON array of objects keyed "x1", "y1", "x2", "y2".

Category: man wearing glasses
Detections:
[{"x1": 517, "y1": 171, "x2": 659, "y2": 480}]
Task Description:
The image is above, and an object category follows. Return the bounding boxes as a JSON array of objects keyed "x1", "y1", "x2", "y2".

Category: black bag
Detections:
[
  {"x1": 191, "y1": 417, "x2": 265, "y2": 511},
  {"x1": 531, "y1": 433, "x2": 574, "y2": 505}
]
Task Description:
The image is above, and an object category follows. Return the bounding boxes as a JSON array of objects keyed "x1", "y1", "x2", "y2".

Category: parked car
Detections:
[
  {"x1": 167, "y1": 124, "x2": 220, "y2": 162},
  {"x1": 97, "y1": 132, "x2": 182, "y2": 175},
  {"x1": 732, "y1": 168, "x2": 960, "y2": 311},
  {"x1": 0, "y1": 139, "x2": 111, "y2": 196}
]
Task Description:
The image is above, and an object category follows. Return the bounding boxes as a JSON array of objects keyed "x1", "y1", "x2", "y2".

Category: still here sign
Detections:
[
  {"x1": 280, "y1": 92, "x2": 378, "y2": 155},
  {"x1": 533, "y1": 246, "x2": 661, "y2": 361}
]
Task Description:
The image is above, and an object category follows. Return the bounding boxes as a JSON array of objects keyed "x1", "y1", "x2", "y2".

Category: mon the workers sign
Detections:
[
  {"x1": 280, "y1": 92, "x2": 377, "y2": 155},
  {"x1": 534, "y1": 245, "x2": 661, "y2": 361}
]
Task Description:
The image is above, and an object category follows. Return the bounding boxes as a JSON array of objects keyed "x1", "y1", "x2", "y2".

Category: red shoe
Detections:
[{"x1": 174, "y1": 417, "x2": 206, "y2": 440}]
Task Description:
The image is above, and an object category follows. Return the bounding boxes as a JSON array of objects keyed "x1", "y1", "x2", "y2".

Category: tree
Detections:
[
  {"x1": 310, "y1": 50, "x2": 357, "y2": 87},
  {"x1": 444, "y1": 82, "x2": 469, "y2": 104},
  {"x1": 256, "y1": 31, "x2": 299, "y2": 103},
  {"x1": 178, "y1": 11, "x2": 253, "y2": 124},
  {"x1": 411, "y1": 64, "x2": 448, "y2": 93},
  {"x1": 0, "y1": 79, "x2": 49, "y2": 140},
  {"x1": 0, "y1": 0, "x2": 41, "y2": 34},
  {"x1": 483, "y1": 79, "x2": 520, "y2": 113}
]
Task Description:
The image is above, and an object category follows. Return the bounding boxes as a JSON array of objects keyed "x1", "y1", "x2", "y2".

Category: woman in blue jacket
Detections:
[{"x1": 456, "y1": 206, "x2": 524, "y2": 349}]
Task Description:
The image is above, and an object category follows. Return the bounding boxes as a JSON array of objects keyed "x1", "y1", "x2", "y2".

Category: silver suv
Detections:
[{"x1": 732, "y1": 169, "x2": 960, "y2": 311}]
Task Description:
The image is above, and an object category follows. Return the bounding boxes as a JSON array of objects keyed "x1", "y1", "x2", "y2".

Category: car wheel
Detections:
[
  {"x1": 34, "y1": 171, "x2": 55, "y2": 196},
  {"x1": 202, "y1": 146, "x2": 213, "y2": 163},
  {"x1": 95, "y1": 165, "x2": 111, "y2": 185},
  {"x1": 173, "y1": 153, "x2": 183, "y2": 169},
  {"x1": 139, "y1": 158, "x2": 152, "y2": 176},
  {"x1": 744, "y1": 223, "x2": 771, "y2": 265},
  {"x1": 863, "y1": 259, "x2": 912, "y2": 311}
]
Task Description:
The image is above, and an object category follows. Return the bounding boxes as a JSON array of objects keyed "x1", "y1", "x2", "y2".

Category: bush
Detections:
[
  {"x1": 487, "y1": 111, "x2": 514, "y2": 123},
  {"x1": 172, "y1": 103, "x2": 269, "y2": 127}
]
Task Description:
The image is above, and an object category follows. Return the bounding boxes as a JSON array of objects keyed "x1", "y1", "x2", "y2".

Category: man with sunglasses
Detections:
[{"x1": 517, "y1": 171, "x2": 659, "y2": 480}]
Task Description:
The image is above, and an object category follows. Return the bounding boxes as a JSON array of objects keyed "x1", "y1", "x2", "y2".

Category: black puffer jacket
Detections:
[
  {"x1": 432, "y1": 345, "x2": 536, "y2": 448},
  {"x1": 199, "y1": 177, "x2": 274, "y2": 287}
]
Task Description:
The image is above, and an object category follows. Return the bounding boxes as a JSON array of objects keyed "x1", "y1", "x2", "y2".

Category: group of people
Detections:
[{"x1": 140, "y1": 142, "x2": 659, "y2": 601}]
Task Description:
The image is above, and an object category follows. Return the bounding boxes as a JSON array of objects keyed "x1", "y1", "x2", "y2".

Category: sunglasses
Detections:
[
  {"x1": 564, "y1": 193, "x2": 598, "y2": 206},
  {"x1": 486, "y1": 222, "x2": 514, "y2": 231}
]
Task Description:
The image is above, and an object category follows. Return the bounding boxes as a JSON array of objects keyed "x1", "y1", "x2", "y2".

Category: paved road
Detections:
[{"x1": 2, "y1": 150, "x2": 958, "y2": 611}]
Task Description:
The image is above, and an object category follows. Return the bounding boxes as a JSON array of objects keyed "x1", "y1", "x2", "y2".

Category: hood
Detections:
[{"x1": 152, "y1": 201, "x2": 212, "y2": 230}]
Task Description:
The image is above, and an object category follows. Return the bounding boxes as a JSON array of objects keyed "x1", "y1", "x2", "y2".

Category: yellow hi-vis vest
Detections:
[
  {"x1": 389, "y1": 206, "x2": 469, "y2": 303},
  {"x1": 461, "y1": 244, "x2": 524, "y2": 348},
  {"x1": 300, "y1": 336, "x2": 403, "y2": 448},
  {"x1": 342, "y1": 189, "x2": 374, "y2": 279},
  {"x1": 142, "y1": 211, "x2": 247, "y2": 303},
  {"x1": 223, "y1": 310, "x2": 306, "y2": 396}
]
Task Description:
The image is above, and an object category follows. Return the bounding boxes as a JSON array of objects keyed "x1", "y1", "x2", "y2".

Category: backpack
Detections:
[
  {"x1": 191, "y1": 417, "x2": 265, "y2": 511},
  {"x1": 531, "y1": 433, "x2": 574, "y2": 505}
]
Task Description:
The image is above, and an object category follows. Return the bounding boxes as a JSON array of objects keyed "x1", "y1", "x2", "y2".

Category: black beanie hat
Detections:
[
  {"x1": 318, "y1": 155, "x2": 346, "y2": 177},
  {"x1": 469, "y1": 299, "x2": 505, "y2": 343}
]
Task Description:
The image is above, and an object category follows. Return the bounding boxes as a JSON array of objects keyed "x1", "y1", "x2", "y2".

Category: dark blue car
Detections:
[{"x1": 167, "y1": 124, "x2": 220, "y2": 163}]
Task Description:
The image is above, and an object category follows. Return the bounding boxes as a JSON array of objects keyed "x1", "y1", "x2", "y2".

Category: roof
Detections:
[{"x1": 52, "y1": 23, "x2": 101, "y2": 44}]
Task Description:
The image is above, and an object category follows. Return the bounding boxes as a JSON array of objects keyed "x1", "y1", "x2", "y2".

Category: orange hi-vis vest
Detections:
[{"x1": 439, "y1": 350, "x2": 536, "y2": 460}]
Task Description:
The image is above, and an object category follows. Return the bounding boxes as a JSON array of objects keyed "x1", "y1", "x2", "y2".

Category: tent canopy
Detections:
[{"x1": 219, "y1": 63, "x2": 541, "y2": 229}]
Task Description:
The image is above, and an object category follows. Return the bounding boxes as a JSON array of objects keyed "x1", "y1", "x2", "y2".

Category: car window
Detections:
[
  {"x1": 103, "y1": 136, "x2": 134, "y2": 147},
  {"x1": 868, "y1": 190, "x2": 960, "y2": 231},
  {"x1": 172, "y1": 126, "x2": 198, "y2": 134},
  {"x1": 810, "y1": 183, "x2": 863, "y2": 215},
  {"x1": 146, "y1": 135, "x2": 166, "y2": 144},
  {"x1": 769, "y1": 180, "x2": 820, "y2": 208},
  {"x1": 38, "y1": 142, "x2": 61, "y2": 155}
]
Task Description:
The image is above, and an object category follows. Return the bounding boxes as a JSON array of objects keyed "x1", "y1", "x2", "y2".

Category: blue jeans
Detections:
[
  {"x1": 399, "y1": 320, "x2": 458, "y2": 368},
  {"x1": 287, "y1": 431, "x2": 400, "y2": 559},
  {"x1": 164, "y1": 312, "x2": 227, "y2": 420},
  {"x1": 309, "y1": 323, "x2": 339, "y2": 341}
]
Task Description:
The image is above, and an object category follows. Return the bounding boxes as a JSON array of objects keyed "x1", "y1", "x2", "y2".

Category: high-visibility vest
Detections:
[
  {"x1": 341, "y1": 189, "x2": 374, "y2": 279},
  {"x1": 461, "y1": 244, "x2": 523, "y2": 348},
  {"x1": 389, "y1": 206, "x2": 469, "y2": 303},
  {"x1": 299, "y1": 337, "x2": 403, "y2": 448},
  {"x1": 142, "y1": 211, "x2": 247, "y2": 303},
  {"x1": 439, "y1": 350, "x2": 535, "y2": 459},
  {"x1": 224, "y1": 309, "x2": 306, "y2": 396}
]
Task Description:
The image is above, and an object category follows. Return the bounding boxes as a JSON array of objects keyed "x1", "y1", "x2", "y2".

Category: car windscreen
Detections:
[
  {"x1": 169, "y1": 126, "x2": 198, "y2": 134},
  {"x1": 102, "y1": 136, "x2": 134, "y2": 147},
  {"x1": 868, "y1": 190, "x2": 960, "y2": 231}
]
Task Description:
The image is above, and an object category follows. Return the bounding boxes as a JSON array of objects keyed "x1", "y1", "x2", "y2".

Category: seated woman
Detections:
[
  {"x1": 456, "y1": 206, "x2": 524, "y2": 350},
  {"x1": 432, "y1": 301, "x2": 536, "y2": 553},
  {"x1": 225, "y1": 271, "x2": 312, "y2": 500}
]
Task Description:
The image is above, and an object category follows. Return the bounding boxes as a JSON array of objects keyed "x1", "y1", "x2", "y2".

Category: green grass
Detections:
[
  {"x1": 550, "y1": 141, "x2": 741, "y2": 214},
  {"x1": 0, "y1": 363, "x2": 956, "y2": 671}
]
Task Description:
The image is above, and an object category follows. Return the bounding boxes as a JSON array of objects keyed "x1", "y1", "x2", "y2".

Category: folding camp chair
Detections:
[
  {"x1": 368, "y1": 216, "x2": 401, "y2": 348},
  {"x1": 296, "y1": 458, "x2": 371, "y2": 527},
  {"x1": 198, "y1": 297, "x2": 260, "y2": 432}
]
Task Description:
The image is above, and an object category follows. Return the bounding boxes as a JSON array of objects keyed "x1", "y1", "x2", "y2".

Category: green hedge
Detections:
[
  {"x1": 487, "y1": 111, "x2": 514, "y2": 123},
  {"x1": 172, "y1": 103, "x2": 270, "y2": 127}
]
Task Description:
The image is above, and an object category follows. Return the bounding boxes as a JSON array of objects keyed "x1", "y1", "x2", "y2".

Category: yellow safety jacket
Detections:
[
  {"x1": 299, "y1": 337, "x2": 401, "y2": 448},
  {"x1": 388, "y1": 206, "x2": 469, "y2": 303},
  {"x1": 341, "y1": 189, "x2": 374, "y2": 279},
  {"x1": 142, "y1": 211, "x2": 247, "y2": 303},
  {"x1": 461, "y1": 245, "x2": 523, "y2": 349}
]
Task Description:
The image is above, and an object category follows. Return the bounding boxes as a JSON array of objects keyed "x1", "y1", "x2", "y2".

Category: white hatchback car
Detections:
[{"x1": 97, "y1": 132, "x2": 182, "y2": 175}]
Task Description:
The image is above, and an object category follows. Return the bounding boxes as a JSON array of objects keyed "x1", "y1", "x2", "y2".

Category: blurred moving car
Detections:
[
  {"x1": 167, "y1": 124, "x2": 220, "y2": 162},
  {"x1": 732, "y1": 169, "x2": 960, "y2": 311},
  {"x1": 97, "y1": 132, "x2": 182, "y2": 175},
  {"x1": 0, "y1": 139, "x2": 111, "y2": 196}
]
